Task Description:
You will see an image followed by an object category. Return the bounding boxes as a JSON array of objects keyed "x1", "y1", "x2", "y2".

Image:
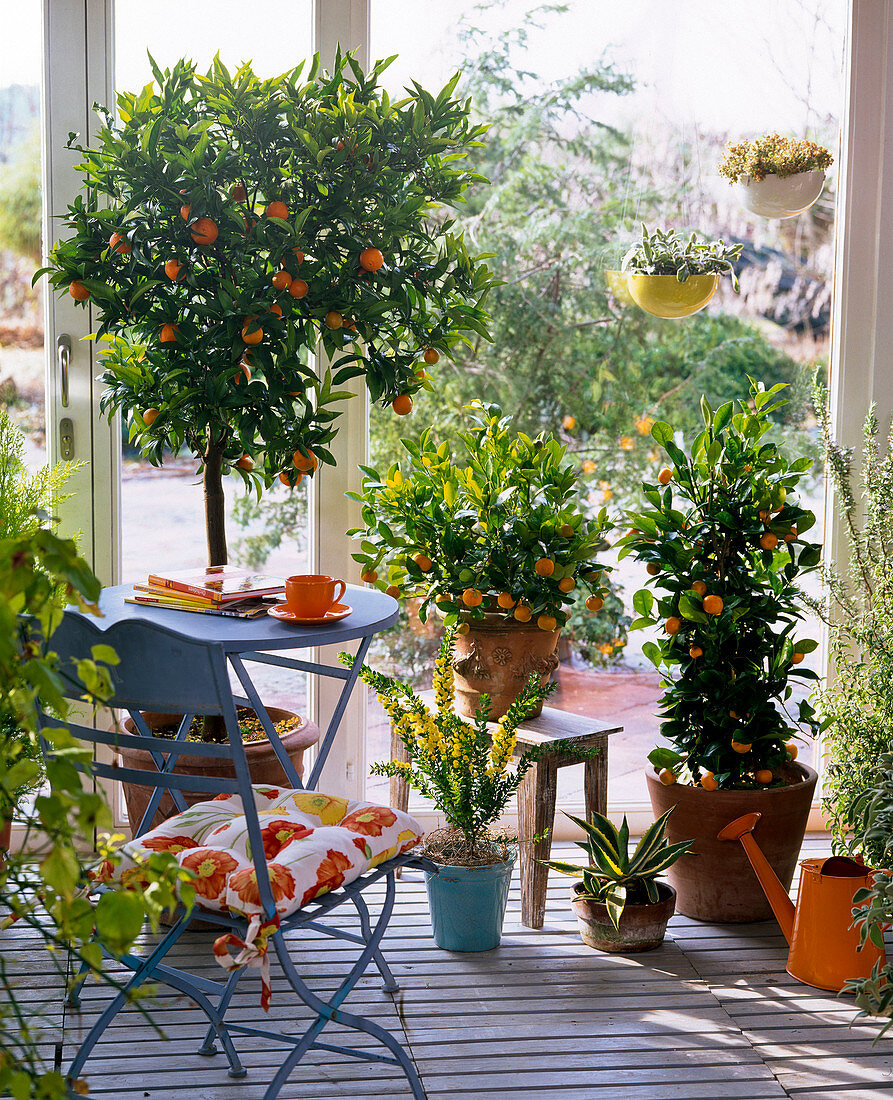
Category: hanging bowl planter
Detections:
[
  {"x1": 736, "y1": 170, "x2": 826, "y2": 219},
  {"x1": 604, "y1": 269, "x2": 636, "y2": 307},
  {"x1": 625, "y1": 273, "x2": 719, "y2": 319}
]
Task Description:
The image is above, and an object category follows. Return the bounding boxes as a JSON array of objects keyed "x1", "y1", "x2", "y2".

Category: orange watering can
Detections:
[{"x1": 718, "y1": 812, "x2": 885, "y2": 991}]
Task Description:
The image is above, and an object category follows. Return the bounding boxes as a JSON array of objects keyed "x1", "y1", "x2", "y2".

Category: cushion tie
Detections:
[{"x1": 212, "y1": 913, "x2": 280, "y2": 1011}]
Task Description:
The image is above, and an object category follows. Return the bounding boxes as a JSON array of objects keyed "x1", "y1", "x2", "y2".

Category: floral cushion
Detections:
[{"x1": 107, "y1": 785, "x2": 423, "y2": 921}]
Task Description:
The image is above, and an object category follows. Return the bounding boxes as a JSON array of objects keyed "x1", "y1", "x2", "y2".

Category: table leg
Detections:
[
  {"x1": 518, "y1": 755, "x2": 557, "y2": 930},
  {"x1": 389, "y1": 723, "x2": 410, "y2": 814},
  {"x1": 583, "y1": 734, "x2": 608, "y2": 819}
]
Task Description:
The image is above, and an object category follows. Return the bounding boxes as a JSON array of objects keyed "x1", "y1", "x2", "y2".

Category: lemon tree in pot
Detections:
[
  {"x1": 541, "y1": 808, "x2": 693, "y2": 952},
  {"x1": 718, "y1": 133, "x2": 833, "y2": 219},
  {"x1": 620, "y1": 224, "x2": 742, "y2": 319},
  {"x1": 344, "y1": 625, "x2": 555, "y2": 950},
  {"x1": 348, "y1": 401, "x2": 614, "y2": 718},
  {"x1": 619, "y1": 380, "x2": 822, "y2": 922}
]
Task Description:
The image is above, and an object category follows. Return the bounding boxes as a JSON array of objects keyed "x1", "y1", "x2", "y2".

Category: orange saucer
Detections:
[{"x1": 267, "y1": 602, "x2": 353, "y2": 624}]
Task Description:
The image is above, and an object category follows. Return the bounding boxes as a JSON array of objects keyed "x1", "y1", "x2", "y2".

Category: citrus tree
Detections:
[
  {"x1": 38, "y1": 53, "x2": 495, "y2": 564},
  {"x1": 619, "y1": 381, "x2": 821, "y2": 789}
]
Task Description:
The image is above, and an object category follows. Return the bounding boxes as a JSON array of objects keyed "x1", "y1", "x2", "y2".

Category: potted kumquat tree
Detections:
[{"x1": 619, "y1": 380, "x2": 822, "y2": 922}]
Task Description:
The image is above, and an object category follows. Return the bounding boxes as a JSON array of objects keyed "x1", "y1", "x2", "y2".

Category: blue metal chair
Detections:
[{"x1": 40, "y1": 612, "x2": 427, "y2": 1099}]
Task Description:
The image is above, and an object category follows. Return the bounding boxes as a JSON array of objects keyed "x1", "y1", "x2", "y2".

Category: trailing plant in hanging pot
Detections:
[
  {"x1": 38, "y1": 53, "x2": 496, "y2": 566},
  {"x1": 618, "y1": 379, "x2": 822, "y2": 921},
  {"x1": 620, "y1": 224, "x2": 742, "y2": 319},
  {"x1": 718, "y1": 133, "x2": 834, "y2": 219}
]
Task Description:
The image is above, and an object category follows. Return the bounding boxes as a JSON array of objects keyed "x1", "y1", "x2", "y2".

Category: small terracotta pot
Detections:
[
  {"x1": 646, "y1": 763, "x2": 817, "y2": 923},
  {"x1": 0, "y1": 812, "x2": 11, "y2": 869},
  {"x1": 119, "y1": 709, "x2": 319, "y2": 837},
  {"x1": 571, "y1": 881, "x2": 676, "y2": 952},
  {"x1": 452, "y1": 614, "x2": 561, "y2": 720}
]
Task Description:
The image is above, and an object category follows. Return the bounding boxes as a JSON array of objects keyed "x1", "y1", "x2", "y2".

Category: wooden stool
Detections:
[{"x1": 388, "y1": 699, "x2": 620, "y2": 929}]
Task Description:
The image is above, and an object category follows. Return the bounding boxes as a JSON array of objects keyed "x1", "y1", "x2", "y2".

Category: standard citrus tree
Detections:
[
  {"x1": 620, "y1": 381, "x2": 821, "y2": 789},
  {"x1": 39, "y1": 53, "x2": 495, "y2": 563}
]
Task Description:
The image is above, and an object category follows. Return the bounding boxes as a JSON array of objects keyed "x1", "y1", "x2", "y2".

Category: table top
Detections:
[
  {"x1": 417, "y1": 692, "x2": 621, "y2": 745},
  {"x1": 72, "y1": 583, "x2": 399, "y2": 654}
]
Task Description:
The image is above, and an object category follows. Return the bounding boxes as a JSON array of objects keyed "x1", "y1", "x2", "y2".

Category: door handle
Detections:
[{"x1": 57, "y1": 333, "x2": 71, "y2": 408}]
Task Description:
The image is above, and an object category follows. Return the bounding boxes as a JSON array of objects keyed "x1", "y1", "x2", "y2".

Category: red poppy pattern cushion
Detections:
[{"x1": 109, "y1": 786, "x2": 423, "y2": 920}]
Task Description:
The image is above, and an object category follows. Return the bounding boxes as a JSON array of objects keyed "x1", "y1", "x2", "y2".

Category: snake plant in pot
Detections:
[{"x1": 541, "y1": 808, "x2": 693, "y2": 952}]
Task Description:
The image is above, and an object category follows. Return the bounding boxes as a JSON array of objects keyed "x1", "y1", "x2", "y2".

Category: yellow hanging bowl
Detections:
[
  {"x1": 604, "y1": 269, "x2": 636, "y2": 306},
  {"x1": 626, "y1": 273, "x2": 719, "y2": 319}
]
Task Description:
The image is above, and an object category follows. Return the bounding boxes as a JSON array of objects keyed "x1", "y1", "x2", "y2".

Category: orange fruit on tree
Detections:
[
  {"x1": 559, "y1": 523, "x2": 575, "y2": 538},
  {"x1": 164, "y1": 258, "x2": 185, "y2": 281},
  {"x1": 646, "y1": 562, "x2": 661, "y2": 576},
  {"x1": 392, "y1": 395, "x2": 413, "y2": 416},
  {"x1": 289, "y1": 279, "x2": 309, "y2": 299},
  {"x1": 562, "y1": 414, "x2": 577, "y2": 431},
  {"x1": 513, "y1": 604, "x2": 532, "y2": 622},
  {"x1": 160, "y1": 322, "x2": 178, "y2": 343},
  {"x1": 755, "y1": 769, "x2": 774, "y2": 785},
  {"x1": 534, "y1": 557, "x2": 555, "y2": 577},
  {"x1": 462, "y1": 588, "x2": 483, "y2": 607},
  {"x1": 109, "y1": 231, "x2": 131, "y2": 254},
  {"x1": 292, "y1": 449, "x2": 318, "y2": 473},
  {"x1": 265, "y1": 200, "x2": 289, "y2": 220},
  {"x1": 792, "y1": 651, "x2": 805, "y2": 665},
  {"x1": 231, "y1": 182, "x2": 247, "y2": 202},
  {"x1": 359, "y1": 247, "x2": 384, "y2": 272},
  {"x1": 385, "y1": 584, "x2": 400, "y2": 599},
  {"x1": 423, "y1": 348, "x2": 440, "y2": 366},
  {"x1": 658, "y1": 768, "x2": 677, "y2": 786},
  {"x1": 270, "y1": 302, "x2": 283, "y2": 317},
  {"x1": 759, "y1": 509, "x2": 770, "y2": 522},
  {"x1": 703, "y1": 594, "x2": 724, "y2": 615},
  {"x1": 271, "y1": 270, "x2": 293, "y2": 291},
  {"x1": 361, "y1": 569, "x2": 378, "y2": 583},
  {"x1": 585, "y1": 595, "x2": 604, "y2": 612},
  {"x1": 69, "y1": 280, "x2": 90, "y2": 301},
  {"x1": 413, "y1": 553, "x2": 433, "y2": 572},
  {"x1": 325, "y1": 311, "x2": 343, "y2": 329},
  {"x1": 558, "y1": 577, "x2": 576, "y2": 593},
  {"x1": 179, "y1": 203, "x2": 191, "y2": 220},
  {"x1": 784, "y1": 525, "x2": 798, "y2": 543},
  {"x1": 236, "y1": 454, "x2": 254, "y2": 472},
  {"x1": 190, "y1": 217, "x2": 218, "y2": 245},
  {"x1": 293, "y1": 247, "x2": 305, "y2": 264},
  {"x1": 142, "y1": 407, "x2": 159, "y2": 427},
  {"x1": 786, "y1": 743, "x2": 799, "y2": 760},
  {"x1": 664, "y1": 616, "x2": 682, "y2": 635},
  {"x1": 537, "y1": 613, "x2": 558, "y2": 632},
  {"x1": 241, "y1": 319, "x2": 263, "y2": 345},
  {"x1": 619, "y1": 435, "x2": 634, "y2": 451},
  {"x1": 700, "y1": 772, "x2": 719, "y2": 791},
  {"x1": 689, "y1": 645, "x2": 703, "y2": 659},
  {"x1": 760, "y1": 532, "x2": 779, "y2": 550},
  {"x1": 278, "y1": 470, "x2": 303, "y2": 487},
  {"x1": 657, "y1": 467, "x2": 673, "y2": 485},
  {"x1": 456, "y1": 621, "x2": 471, "y2": 635},
  {"x1": 731, "y1": 741, "x2": 752, "y2": 754},
  {"x1": 691, "y1": 579, "x2": 707, "y2": 596},
  {"x1": 496, "y1": 591, "x2": 516, "y2": 608}
]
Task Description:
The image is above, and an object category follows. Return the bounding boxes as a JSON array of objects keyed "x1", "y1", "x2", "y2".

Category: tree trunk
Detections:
[{"x1": 203, "y1": 441, "x2": 228, "y2": 566}]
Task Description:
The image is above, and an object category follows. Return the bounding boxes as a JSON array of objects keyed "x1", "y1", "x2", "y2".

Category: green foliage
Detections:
[
  {"x1": 0, "y1": 527, "x2": 192, "y2": 1097},
  {"x1": 812, "y1": 394, "x2": 893, "y2": 864},
  {"x1": 346, "y1": 626, "x2": 555, "y2": 855},
  {"x1": 620, "y1": 380, "x2": 821, "y2": 787},
  {"x1": 622, "y1": 224, "x2": 742, "y2": 290},
  {"x1": 348, "y1": 401, "x2": 613, "y2": 627},
  {"x1": 540, "y1": 806, "x2": 693, "y2": 928},
  {"x1": 0, "y1": 129, "x2": 41, "y2": 261},
  {"x1": 39, "y1": 52, "x2": 496, "y2": 558},
  {"x1": 0, "y1": 409, "x2": 80, "y2": 542},
  {"x1": 718, "y1": 133, "x2": 834, "y2": 184}
]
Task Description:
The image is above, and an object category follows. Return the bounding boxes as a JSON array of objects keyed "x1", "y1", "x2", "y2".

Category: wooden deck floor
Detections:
[{"x1": 5, "y1": 837, "x2": 893, "y2": 1100}]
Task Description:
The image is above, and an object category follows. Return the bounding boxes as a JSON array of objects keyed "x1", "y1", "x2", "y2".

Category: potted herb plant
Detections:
[
  {"x1": 348, "y1": 402, "x2": 614, "y2": 718},
  {"x1": 344, "y1": 626, "x2": 553, "y2": 950},
  {"x1": 718, "y1": 133, "x2": 833, "y2": 219},
  {"x1": 541, "y1": 808, "x2": 693, "y2": 952},
  {"x1": 38, "y1": 53, "x2": 495, "y2": 567},
  {"x1": 619, "y1": 380, "x2": 821, "y2": 922},
  {"x1": 620, "y1": 225, "x2": 742, "y2": 319}
]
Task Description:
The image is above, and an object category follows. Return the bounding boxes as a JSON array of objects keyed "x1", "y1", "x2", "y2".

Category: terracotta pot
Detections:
[
  {"x1": 646, "y1": 763, "x2": 817, "y2": 923},
  {"x1": 119, "y1": 709, "x2": 319, "y2": 838},
  {"x1": 452, "y1": 614, "x2": 561, "y2": 719},
  {"x1": 571, "y1": 881, "x2": 676, "y2": 952},
  {"x1": 0, "y1": 811, "x2": 11, "y2": 869}
]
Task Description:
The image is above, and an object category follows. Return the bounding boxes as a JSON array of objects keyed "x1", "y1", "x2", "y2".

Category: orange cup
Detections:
[{"x1": 284, "y1": 574, "x2": 346, "y2": 618}]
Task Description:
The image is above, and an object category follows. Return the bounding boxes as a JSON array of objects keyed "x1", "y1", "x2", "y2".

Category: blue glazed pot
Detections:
[{"x1": 425, "y1": 853, "x2": 516, "y2": 951}]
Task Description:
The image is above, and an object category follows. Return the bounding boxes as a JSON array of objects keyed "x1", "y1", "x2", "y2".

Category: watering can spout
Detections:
[{"x1": 717, "y1": 812, "x2": 795, "y2": 942}]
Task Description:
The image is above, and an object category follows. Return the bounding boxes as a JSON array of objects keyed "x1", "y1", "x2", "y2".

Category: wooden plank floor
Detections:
[{"x1": 4, "y1": 836, "x2": 893, "y2": 1099}]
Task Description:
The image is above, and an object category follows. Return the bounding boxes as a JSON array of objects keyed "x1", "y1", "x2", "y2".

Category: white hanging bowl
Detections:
[{"x1": 735, "y1": 170, "x2": 826, "y2": 219}]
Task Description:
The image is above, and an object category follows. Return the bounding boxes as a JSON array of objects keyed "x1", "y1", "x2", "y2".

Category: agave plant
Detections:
[
  {"x1": 622, "y1": 224, "x2": 741, "y2": 290},
  {"x1": 541, "y1": 807, "x2": 693, "y2": 928}
]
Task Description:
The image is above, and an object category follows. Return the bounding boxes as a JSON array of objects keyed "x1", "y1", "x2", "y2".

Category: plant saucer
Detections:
[{"x1": 267, "y1": 602, "x2": 352, "y2": 624}]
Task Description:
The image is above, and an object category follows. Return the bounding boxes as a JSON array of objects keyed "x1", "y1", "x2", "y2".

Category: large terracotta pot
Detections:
[
  {"x1": 119, "y1": 709, "x2": 319, "y2": 838},
  {"x1": 571, "y1": 881, "x2": 676, "y2": 953},
  {"x1": 646, "y1": 763, "x2": 817, "y2": 923},
  {"x1": 452, "y1": 614, "x2": 561, "y2": 720}
]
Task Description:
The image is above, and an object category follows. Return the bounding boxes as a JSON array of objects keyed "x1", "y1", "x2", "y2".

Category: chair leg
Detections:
[
  {"x1": 197, "y1": 968, "x2": 243, "y2": 1062},
  {"x1": 350, "y1": 889, "x2": 399, "y2": 992}
]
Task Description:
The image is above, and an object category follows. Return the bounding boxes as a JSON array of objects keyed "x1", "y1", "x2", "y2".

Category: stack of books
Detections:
[{"x1": 127, "y1": 566, "x2": 287, "y2": 618}]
